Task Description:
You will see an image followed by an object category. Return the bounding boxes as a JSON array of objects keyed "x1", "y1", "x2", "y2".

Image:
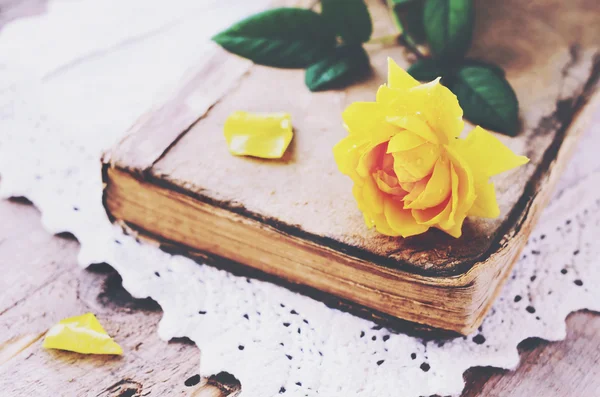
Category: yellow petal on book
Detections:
[{"x1": 224, "y1": 111, "x2": 293, "y2": 159}]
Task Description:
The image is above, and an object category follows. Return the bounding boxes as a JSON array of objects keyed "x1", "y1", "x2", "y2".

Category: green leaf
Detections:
[
  {"x1": 448, "y1": 64, "x2": 519, "y2": 136},
  {"x1": 423, "y1": 0, "x2": 474, "y2": 61},
  {"x1": 212, "y1": 8, "x2": 336, "y2": 68},
  {"x1": 321, "y1": 0, "x2": 373, "y2": 44},
  {"x1": 462, "y1": 59, "x2": 505, "y2": 77},
  {"x1": 407, "y1": 58, "x2": 447, "y2": 81},
  {"x1": 389, "y1": 0, "x2": 427, "y2": 45},
  {"x1": 305, "y1": 45, "x2": 371, "y2": 92}
]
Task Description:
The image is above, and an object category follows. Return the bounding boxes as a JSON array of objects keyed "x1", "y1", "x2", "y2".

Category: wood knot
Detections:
[{"x1": 101, "y1": 378, "x2": 143, "y2": 397}]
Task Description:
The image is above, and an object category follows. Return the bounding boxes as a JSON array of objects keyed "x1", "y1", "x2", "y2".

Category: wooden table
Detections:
[{"x1": 1, "y1": 1, "x2": 599, "y2": 396}]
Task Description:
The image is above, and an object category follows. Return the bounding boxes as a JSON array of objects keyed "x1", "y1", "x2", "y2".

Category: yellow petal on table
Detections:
[
  {"x1": 455, "y1": 126, "x2": 529, "y2": 177},
  {"x1": 333, "y1": 136, "x2": 369, "y2": 185},
  {"x1": 223, "y1": 111, "x2": 293, "y2": 159},
  {"x1": 386, "y1": 115, "x2": 439, "y2": 144},
  {"x1": 404, "y1": 156, "x2": 452, "y2": 210},
  {"x1": 386, "y1": 130, "x2": 427, "y2": 153},
  {"x1": 43, "y1": 313, "x2": 122, "y2": 355},
  {"x1": 384, "y1": 199, "x2": 430, "y2": 237},
  {"x1": 387, "y1": 57, "x2": 420, "y2": 90},
  {"x1": 393, "y1": 143, "x2": 440, "y2": 182}
]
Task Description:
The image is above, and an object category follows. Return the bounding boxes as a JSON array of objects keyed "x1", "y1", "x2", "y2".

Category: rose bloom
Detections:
[{"x1": 333, "y1": 58, "x2": 529, "y2": 238}]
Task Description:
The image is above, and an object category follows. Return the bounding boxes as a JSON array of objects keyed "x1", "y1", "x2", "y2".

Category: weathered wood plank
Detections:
[
  {"x1": 0, "y1": 200, "x2": 201, "y2": 396},
  {"x1": 462, "y1": 311, "x2": 600, "y2": 397}
]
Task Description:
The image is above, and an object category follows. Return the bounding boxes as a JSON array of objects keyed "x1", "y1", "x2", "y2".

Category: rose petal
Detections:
[
  {"x1": 333, "y1": 136, "x2": 369, "y2": 185},
  {"x1": 386, "y1": 130, "x2": 427, "y2": 153},
  {"x1": 410, "y1": 80, "x2": 464, "y2": 143},
  {"x1": 374, "y1": 170, "x2": 407, "y2": 197},
  {"x1": 392, "y1": 143, "x2": 440, "y2": 182},
  {"x1": 223, "y1": 111, "x2": 293, "y2": 159},
  {"x1": 357, "y1": 143, "x2": 386, "y2": 178},
  {"x1": 438, "y1": 163, "x2": 460, "y2": 230},
  {"x1": 393, "y1": 163, "x2": 421, "y2": 183},
  {"x1": 387, "y1": 57, "x2": 420, "y2": 90},
  {"x1": 342, "y1": 102, "x2": 380, "y2": 135},
  {"x1": 404, "y1": 156, "x2": 452, "y2": 210},
  {"x1": 362, "y1": 176, "x2": 385, "y2": 214},
  {"x1": 384, "y1": 199, "x2": 430, "y2": 237},
  {"x1": 353, "y1": 185, "x2": 366, "y2": 212},
  {"x1": 468, "y1": 180, "x2": 500, "y2": 218},
  {"x1": 454, "y1": 126, "x2": 527, "y2": 219},
  {"x1": 403, "y1": 176, "x2": 428, "y2": 203},
  {"x1": 372, "y1": 210, "x2": 399, "y2": 236},
  {"x1": 442, "y1": 146, "x2": 476, "y2": 237},
  {"x1": 386, "y1": 115, "x2": 439, "y2": 144},
  {"x1": 399, "y1": 181, "x2": 416, "y2": 191},
  {"x1": 412, "y1": 198, "x2": 452, "y2": 225},
  {"x1": 343, "y1": 102, "x2": 399, "y2": 143},
  {"x1": 455, "y1": 126, "x2": 529, "y2": 177},
  {"x1": 381, "y1": 152, "x2": 395, "y2": 173},
  {"x1": 362, "y1": 211, "x2": 376, "y2": 229},
  {"x1": 377, "y1": 81, "x2": 463, "y2": 144}
]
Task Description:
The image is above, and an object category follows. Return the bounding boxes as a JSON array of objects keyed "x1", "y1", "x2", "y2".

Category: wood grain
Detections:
[
  {"x1": 103, "y1": 0, "x2": 600, "y2": 332},
  {"x1": 0, "y1": 200, "x2": 201, "y2": 396}
]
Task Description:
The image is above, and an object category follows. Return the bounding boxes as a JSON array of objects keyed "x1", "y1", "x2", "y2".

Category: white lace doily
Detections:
[{"x1": 1, "y1": 1, "x2": 599, "y2": 396}]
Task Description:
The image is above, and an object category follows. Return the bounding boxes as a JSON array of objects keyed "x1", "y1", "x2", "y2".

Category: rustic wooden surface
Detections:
[
  {"x1": 1, "y1": 0, "x2": 599, "y2": 396},
  {"x1": 0, "y1": 198, "x2": 599, "y2": 396}
]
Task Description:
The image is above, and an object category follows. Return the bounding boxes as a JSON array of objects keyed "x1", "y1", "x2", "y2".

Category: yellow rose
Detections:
[{"x1": 333, "y1": 58, "x2": 529, "y2": 238}]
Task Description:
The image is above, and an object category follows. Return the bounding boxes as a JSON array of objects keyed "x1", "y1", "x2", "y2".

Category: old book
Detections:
[{"x1": 102, "y1": 0, "x2": 600, "y2": 333}]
